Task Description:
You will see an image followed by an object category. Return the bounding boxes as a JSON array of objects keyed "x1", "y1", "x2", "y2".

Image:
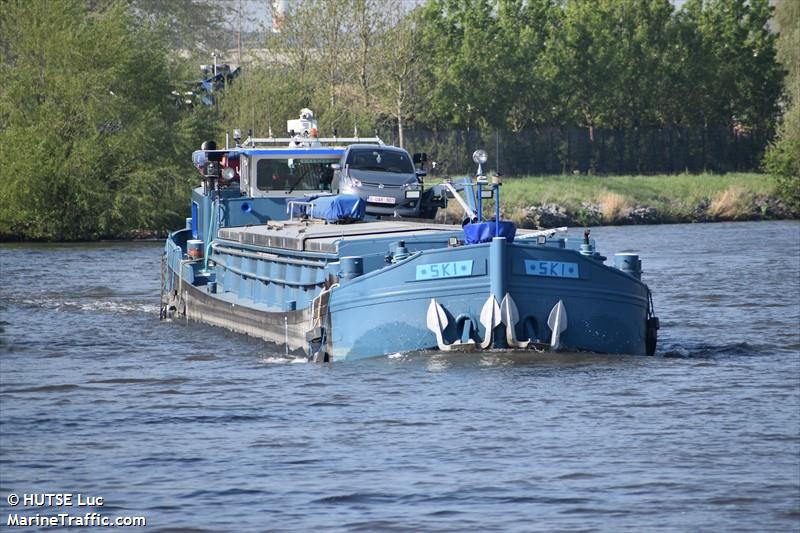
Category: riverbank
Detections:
[
  {"x1": 435, "y1": 172, "x2": 797, "y2": 228},
  {"x1": 2, "y1": 173, "x2": 796, "y2": 242}
]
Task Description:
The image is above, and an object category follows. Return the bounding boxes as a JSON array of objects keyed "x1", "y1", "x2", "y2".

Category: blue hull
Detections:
[
  {"x1": 162, "y1": 221, "x2": 655, "y2": 362},
  {"x1": 327, "y1": 239, "x2": 648, "y2": 361}
]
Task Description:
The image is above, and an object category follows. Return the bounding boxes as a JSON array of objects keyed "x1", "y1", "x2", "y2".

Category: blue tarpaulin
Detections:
[
  {"x1": 463, "y1": 221, "x2": 517, "y2": 244},
  {"x1": 308, "y1": 195, "x2": 366, "y2": 223}
]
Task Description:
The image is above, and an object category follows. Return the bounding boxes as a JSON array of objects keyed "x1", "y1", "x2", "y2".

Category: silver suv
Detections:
[{"x1": 334, "y1": 145, "x2": 424, "y2": 217}]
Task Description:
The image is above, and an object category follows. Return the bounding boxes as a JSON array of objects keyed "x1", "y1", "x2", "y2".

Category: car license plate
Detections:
[{"x1": 367, "y1": 195, "x2": 396, "y2": 205}]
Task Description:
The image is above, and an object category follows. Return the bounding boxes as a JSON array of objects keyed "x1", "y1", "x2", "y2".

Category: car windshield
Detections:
[
  {"x1": 256, "y1": 158, "x2": 336, "y2": 191},
  {"x1": 346, "y1": 149, "x2": 414, "y2": 174}
]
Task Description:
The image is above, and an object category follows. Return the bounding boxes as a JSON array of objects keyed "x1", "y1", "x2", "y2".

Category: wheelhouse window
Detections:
[
  {"x1": 255, "y1": 158, "x2": 336, "y2": 191},
  {"x1": 346, "y1": 149, "x2": 414, "y2": 174}
]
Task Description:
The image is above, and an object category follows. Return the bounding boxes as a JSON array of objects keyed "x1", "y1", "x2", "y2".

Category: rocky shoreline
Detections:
[{"x1": 510, "y1": 197, "x2": 796, "y2": 228}]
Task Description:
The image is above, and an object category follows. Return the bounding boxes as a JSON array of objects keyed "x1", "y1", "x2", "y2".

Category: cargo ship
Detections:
[{"x1": 161, "y1": 110, "x2": 659, "y2": 362}]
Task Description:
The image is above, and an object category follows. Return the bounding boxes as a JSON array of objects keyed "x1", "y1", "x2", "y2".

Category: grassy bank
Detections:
[{"x1": 447, "y1": 172, "x2": 794, "y2": 227}]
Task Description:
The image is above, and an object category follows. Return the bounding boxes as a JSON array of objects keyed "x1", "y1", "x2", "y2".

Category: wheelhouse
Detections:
[{"x1": 238, "y1": 149, "x2": 343, "y2": 197}]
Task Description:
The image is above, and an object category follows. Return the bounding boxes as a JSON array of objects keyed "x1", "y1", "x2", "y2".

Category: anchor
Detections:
[
  {"x1": 426, "y1": 299, "x2": 475, "y2": 351},
  {"x1": 547, "y1": 300, "x2": 568, "y2": 350},
  {"x1": 427, "y1": 295, "x2": 536, "y2": 351},
  {"x1": 478, "y1": 294, "x2": 502, "y2": 349},
  {"x1": 500, "y1": 293, "x2": 530, "y2": 348}
]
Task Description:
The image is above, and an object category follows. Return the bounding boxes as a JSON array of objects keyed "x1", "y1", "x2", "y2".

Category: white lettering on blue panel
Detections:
[
  {"x1": 524, "y1": 260, "x2": 580, "y2": 279},
  {"x1": 416, "y1": 260, "x2": 474, "y2": 280}
]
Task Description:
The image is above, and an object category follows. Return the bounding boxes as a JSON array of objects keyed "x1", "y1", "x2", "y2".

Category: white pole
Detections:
[{"x1": 284, "y1": 316, "x2": 289, "y2": 357}]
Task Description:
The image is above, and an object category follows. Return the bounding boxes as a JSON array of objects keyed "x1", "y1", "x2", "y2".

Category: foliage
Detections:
[
  {"x1": 0, "y1": 0, "x2": 211, "y2": 240},
  {"x1": 373, "y1": 5, "x2": 425, "y2": 147},
  {"x1": 417, "y1": 0, "x2": 501, "y2": 129},
  {"x1": 543, "y1": 0, "x2": 676, "y2": 129},
  {"x1": 416, "y1": 0, "x2": 557, "y2": 131},
  {"x1": 764, "y1": 0, "x2": 800, "y2": 212},
  {"x1": 0, "y1": 0, "x2": 793, "y2": 241},
  {"x1": 681, "y1": 0, "x2": 781, "y2": 131},
  {"x1": 217, "y1": 0, "x2": 392, "y2": 138},
  {"x1": 414, "y1": 0, "x2": 781, "y2": 131},
  {"x1": 765, "y1": 103, "x2": 800, "y2": 212},
  {"x1": 128, "y1": 0, "x2": 226, "y2": 52}
]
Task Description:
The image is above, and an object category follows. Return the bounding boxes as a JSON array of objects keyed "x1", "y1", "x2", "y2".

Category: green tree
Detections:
[
  {"x1": 374, "y1": 5, "x2": 426, "y2": 147},
  {"x1": 352, "y1": 0, "x2": 387, "y2": 112},
  {"x1": 681, "y1": 0, "x2": 782, "y2": 133},
  {"x1": 542, "y1": 0, "x2": 675, "y2": 131},
  {"x1": 0, "y1": 0, "x2": 207, "y2": 240},
  {"x1": 764, "y1": 0, "x2": 799, "y2": 211},
  {"x1": 262, "y1": 0, "x2": 363, "y2": 133},
  {"x1": 129, "y1": 0, "x2": 226, "y2": 52},
  {"x1": 417, "y1": 0, "x2": 560, "y2": 131},
  {"x1": 417, "y1": 0, "x2": 499, "y2": 129},
  {"x1": 496, "y1": 0, "x2": 560, "y2": 131},
  {"x1": 218, "y1": 64, "x2": 300, "y2": 139}
]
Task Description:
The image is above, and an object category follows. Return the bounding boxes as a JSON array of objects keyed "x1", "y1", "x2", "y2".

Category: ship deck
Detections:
[{"x1": 217, "y1": 220, "x2": 464, "y2": 254}]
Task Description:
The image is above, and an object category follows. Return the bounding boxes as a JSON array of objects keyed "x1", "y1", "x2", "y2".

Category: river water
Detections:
[{"x1": 1, "y1": 221, "x2": 798, "y2": 532}]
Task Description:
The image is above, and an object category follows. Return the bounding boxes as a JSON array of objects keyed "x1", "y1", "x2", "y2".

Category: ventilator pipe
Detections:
[
  {"x1": 393, "y1": 241, "x2": 409, "y2": 262},
  {"x1": 338, "y1": 256, "x2": 364, "y2": 281},
  {"x1": 614, "y1": 253, "x2": 642, "y2": 280},
  {"x1": 580, "y1": 229, "x2": 594, "y2": 256}
]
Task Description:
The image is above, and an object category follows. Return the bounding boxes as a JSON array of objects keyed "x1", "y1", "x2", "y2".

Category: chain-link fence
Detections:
[{"x1": 384, "y1": 126, "x2": 769, "y2": 177}]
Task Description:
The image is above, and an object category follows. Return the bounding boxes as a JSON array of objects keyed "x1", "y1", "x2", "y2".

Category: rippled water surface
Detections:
[{"x1": 1, "y1": 221, "x2": 799, "y2": 532}]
